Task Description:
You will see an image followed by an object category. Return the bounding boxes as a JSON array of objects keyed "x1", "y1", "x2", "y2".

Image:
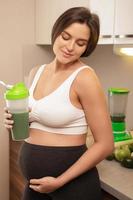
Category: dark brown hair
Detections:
[{"x1": 51, "y1": 7, "x2": 100, "y2": 57}]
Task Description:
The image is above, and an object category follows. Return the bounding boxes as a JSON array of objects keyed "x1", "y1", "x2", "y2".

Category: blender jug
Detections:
[
  {"x1": 4, "y1": 82, "x2": 29, "y2": 141},
  {"x1": 108, "y1": 88, "x2": 132, "y2": 142}
]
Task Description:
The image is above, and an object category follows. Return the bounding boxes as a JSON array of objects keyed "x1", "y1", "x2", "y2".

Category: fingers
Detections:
[
  {"x1": 4, "y1": 118, "x2": 13, "y2": 124},
  {"x1": 30, "y1": 179, "x2": 41, "y2": 185},
  {"x1": 4, "y1": 107, "x2": 10, "y2": 113},
  {"x1": 3, "y1": 107, "x2": 13, "y2": 129},
  {"x1": 4, "y1": 119, "x2": 14, "y2": 129},
  {"x1": 4, "y1": 124, "x2": 13, "y2": 129},
  {"x1": 29, "y1": 179, "x2": 41, "y2": 192},
  {"x1": 29, "y1": 184, "x2": 40, "y2": 192},
  {"x1": 4, "y1": 111, "x2": 12, "y2": 119}
]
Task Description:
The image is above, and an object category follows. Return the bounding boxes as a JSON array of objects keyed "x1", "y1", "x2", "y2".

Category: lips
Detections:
[{"x1": 61, "y1": 50, "x2": 73, "y2": 58}]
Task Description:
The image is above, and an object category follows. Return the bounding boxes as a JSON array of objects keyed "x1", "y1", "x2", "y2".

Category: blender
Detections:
[{"x1": 108, "y1": 88, "x2": 132, "y2": 142}]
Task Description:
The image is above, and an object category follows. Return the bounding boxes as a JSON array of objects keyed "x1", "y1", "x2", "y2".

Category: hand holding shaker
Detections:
[{"x1": 4, "y1": 82, "x2": 29, "y2": 141}]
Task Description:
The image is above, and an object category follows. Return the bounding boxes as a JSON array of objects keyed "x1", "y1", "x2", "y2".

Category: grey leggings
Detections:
[{"x1": 18, "y1": 142, "x2": 102, "y2": 200}]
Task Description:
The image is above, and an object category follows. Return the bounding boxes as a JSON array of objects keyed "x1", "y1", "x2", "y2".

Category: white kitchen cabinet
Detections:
[
  {"x1": 35, "y1": 0, "x2": 89, "y2": 44},
  {"x1": 114, "y1": 0, "x2": 133, "y2": 45},
  {"x1": 35, "y1": 0, "x2": 115, "y2": 45},
  {"x1": 89, "y1": 0, "x2": 115, "y2": 44}
]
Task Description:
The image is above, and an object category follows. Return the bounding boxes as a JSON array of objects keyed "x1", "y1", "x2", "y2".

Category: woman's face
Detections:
[{"x1": 53, "y1": 22, "x2": 90, "y2": 64}]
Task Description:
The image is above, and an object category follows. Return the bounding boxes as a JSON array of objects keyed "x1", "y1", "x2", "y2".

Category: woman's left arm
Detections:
[
  {"x1": 56, "y1": 68, "x2": 114, "y2": 186},
  {"x1": 30, "y1": 68, "x2": 114, "y2": 193}
]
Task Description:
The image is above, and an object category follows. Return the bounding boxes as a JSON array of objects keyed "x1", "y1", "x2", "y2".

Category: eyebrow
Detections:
[{"x1": 63, "y1": 31, "x2": 88, "y2": 42}]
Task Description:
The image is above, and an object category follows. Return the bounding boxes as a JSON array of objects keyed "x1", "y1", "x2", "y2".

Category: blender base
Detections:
[
  {"x1": 114, "y1": 131, "x2": 132, "y2": 142},
  {"x1": 114, "y1": 131, "x2": 133, "y2": 147}
]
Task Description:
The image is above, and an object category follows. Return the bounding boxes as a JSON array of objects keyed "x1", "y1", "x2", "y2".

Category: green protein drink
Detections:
[
  {"x1": 11, "y1": 112, "x2": 29, "y2": 140},
  {"x1": 5, "y1": 82, "x2": 29, "y2": 141}
]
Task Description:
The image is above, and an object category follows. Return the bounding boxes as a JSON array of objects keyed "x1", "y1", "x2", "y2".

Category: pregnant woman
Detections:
[{"x1": 4, "y1": 7, "x2": 114, "y2": 200}]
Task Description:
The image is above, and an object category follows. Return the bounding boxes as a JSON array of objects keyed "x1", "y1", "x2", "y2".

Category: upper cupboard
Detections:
[{"x1": 35, "y1": 0, "x2": 133, "y2": 45}]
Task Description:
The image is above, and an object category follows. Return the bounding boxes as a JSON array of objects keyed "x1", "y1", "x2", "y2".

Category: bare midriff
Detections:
[{"x1": 25, "y1": 128, "x2": 87, "y2": 146}]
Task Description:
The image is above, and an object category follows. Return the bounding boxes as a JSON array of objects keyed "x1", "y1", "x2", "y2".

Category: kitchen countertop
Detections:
[
  {"x1": 86, "y1": 131, "x2": 133, "y2": 200},
  {"x1": 97, "y1": 159, "x2": 133, "y2": 200}
]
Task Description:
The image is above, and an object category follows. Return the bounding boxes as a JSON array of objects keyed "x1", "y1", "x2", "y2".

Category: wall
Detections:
[{"x1": 0, "y1": 1, "x2": 47, "y2": 199}]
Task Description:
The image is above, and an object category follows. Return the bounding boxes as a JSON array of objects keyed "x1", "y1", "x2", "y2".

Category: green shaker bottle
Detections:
[{"x1": 4, "y1": 82, "x2": 29, "y2": 141}]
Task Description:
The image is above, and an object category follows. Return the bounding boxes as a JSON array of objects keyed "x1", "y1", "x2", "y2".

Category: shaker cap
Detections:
[
  {"x1": 5, "y1": 82, "x2": 29, "y2": 100},
  {"x1": 108, "y1": 88, "x2": 129, "y2": 94}
]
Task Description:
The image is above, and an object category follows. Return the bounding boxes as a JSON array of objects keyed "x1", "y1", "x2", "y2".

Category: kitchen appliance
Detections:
[
  {"x1": 108, "y1": 88, "x2": 132, "y2": 142},
  {"x1": 4, "y1": 82, "x2": 29, "y2": 141},
  {"x1": 0, "y1": 80, "x2": 29, "y2": 141}
]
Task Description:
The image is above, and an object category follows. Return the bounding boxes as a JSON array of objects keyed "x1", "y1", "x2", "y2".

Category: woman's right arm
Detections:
[{"x1": 3, "y1": 65, "x2": 40, "y2": 131}]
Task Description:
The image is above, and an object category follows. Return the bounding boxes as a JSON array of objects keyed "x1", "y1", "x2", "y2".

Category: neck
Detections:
[{"x1": 52, "y1": 58, "x2": 81, "y2": 73}]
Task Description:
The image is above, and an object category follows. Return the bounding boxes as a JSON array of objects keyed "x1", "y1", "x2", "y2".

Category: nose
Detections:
[{"x1": 66, "y1": 40, "x2": 75, "y2": 52}]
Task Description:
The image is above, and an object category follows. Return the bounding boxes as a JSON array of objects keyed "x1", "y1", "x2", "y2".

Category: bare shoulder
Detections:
[
  {"x1": 75, "y1": 65, "x2": 107, "y2": 112},
  {"x1": 74, "y1": 66, "x2": 105, "y2": 103},
  {"x1": 27, "y1": 65, "x2": 40, "y2": 88},
  {"x1": 76, "y1": 66, "x2": 102, "y2": 90}
]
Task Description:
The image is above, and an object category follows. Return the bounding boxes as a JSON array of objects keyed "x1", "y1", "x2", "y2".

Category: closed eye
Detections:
[
  {"x1": 76, "y1": 41, "x2": 88, "y2": 47},
  {"x1": 61, "y1": 32, "x2": 70, "y2": 40}
]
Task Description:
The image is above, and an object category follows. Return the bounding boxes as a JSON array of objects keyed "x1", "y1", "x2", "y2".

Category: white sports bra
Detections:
[{"x1": 29, "y1": 64, "x2": 90, "y2": 134}]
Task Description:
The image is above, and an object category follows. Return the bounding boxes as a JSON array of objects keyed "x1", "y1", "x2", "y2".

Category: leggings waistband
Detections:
[{"x1": 23, "y1": 141, "x2": 87, "y2": 151}]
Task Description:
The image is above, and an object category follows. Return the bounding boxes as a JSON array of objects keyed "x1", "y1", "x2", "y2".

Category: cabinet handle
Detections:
[
  {"x1": 115, "y1": 34, "x2": 133, "y2": 39},
  {"x1": 100, "y1": 35, "x2": 113, "y2": 39}
]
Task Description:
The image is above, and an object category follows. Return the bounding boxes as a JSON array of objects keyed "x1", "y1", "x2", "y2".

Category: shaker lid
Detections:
[
  {"x1": 108, "y1": 88, "x2": 129, "y2": 94},
  {"x1": 5, "y1": 82, "x2": 29, "y2": 100}
]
